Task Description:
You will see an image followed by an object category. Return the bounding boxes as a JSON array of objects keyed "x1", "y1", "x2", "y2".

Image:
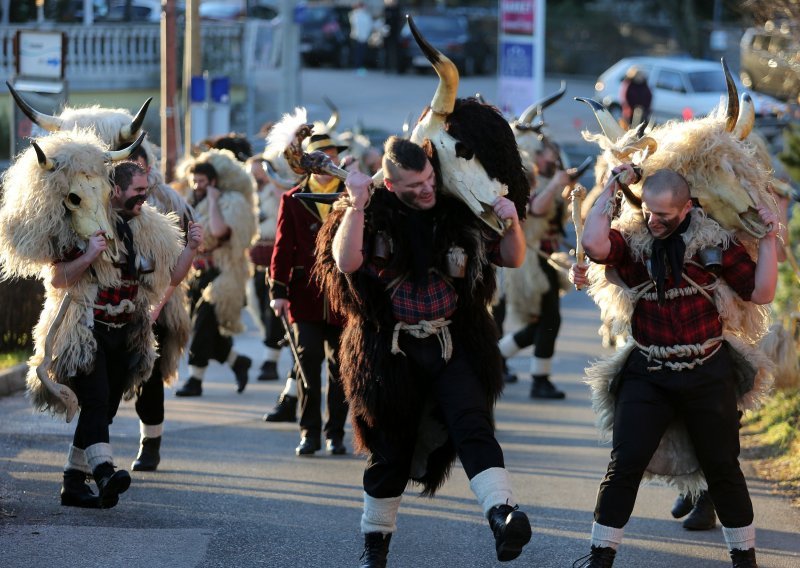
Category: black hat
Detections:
[{"x1": 304, "y1": 133, "x2": 348, "y2": 154}]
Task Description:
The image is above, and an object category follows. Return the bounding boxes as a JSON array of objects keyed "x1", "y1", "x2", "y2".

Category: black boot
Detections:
[
  {"x1": 175, "y1": 377, "x2": 202, "y2": 397},
  {"x1": 93, "y1": 462, "x2": 131, "y2": 509},
  {"x1": 232, "y1": 355, "x2": 251, "y2": 393},
  {"x1": 359, "y1": 532, "x2": 392, "y2": 568},
  {"x1": 60, "y1": 469, "x2": 101, "y2": 508},
  {"x1": 502, "y1": 358, "x2": 517, "y2": 383},
  {"x1": 487, "y1": 504, "x2": 532, "y2": 562},
  {"x1": 730, "y1": 548, "x2": 758, "y2": 568},
  {"x1": 263, "y1": 394, "x2": 298, "y2": 423},
  {"x1": 258, "y1": 360, "x2": 278, "y2": 381},
  {"x1": 572, "y1": 545, "x2": 616, "y2": 568},
  {"x1": 671, "y1": 492, "x2": 693, "y2": 518},
  {"x1": 530, "y1": 375, "x2": 566, "y2": 399},
  {"x1": 131, "y1": 437, "x2": 161, "y2": 471},
  {"x1": 682, "y1": 490, "x2": 716, "y2": 530}
]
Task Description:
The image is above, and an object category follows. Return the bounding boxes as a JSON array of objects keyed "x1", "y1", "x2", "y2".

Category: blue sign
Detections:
[
  {"x1": 293, "y1": 3, "x2": 307, "y2": 24},
  {"x1": 500, "y1": 42, "x2": 533, "y2": 79}
]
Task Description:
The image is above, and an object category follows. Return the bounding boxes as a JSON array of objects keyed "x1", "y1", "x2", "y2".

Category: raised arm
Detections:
[
  {"x1": 332, "y1": 170, "x2": 373, "y2": 273},
  {"x1": 750, "y1": 204, "x2": 779, "y2": 304},
  {"x1": 582, "y1": 163, "x2": 637, "y2": 262}
]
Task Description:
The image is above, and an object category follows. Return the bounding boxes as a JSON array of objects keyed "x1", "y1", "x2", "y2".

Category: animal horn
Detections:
[
  {"x1": 7, "y1": 81, "x2": 64, "y2": 132},
  {"x1": 264, "y1": 159, "x2": 301, "y2": 189},
  {"x1": 575, "y1": 97, "x2": 626, "y2": 143},
  {"x1": 105, "y1": 130, "x2": 146, "y2": 162},
  {"x1": 402, "y1": 112, "x2": 414, "y2": 139},
  {"x1": 119, "y1": 97, "x2": 152, "y2": 141},
  {"x1": 733, "y1": 93, "x2": 755, "y2": 140},
  {"x1": 721, "y1": 58, "x2": 739, "y2": 132},
  {"x1": 408, "y1": 15, "x2": 457, "y2": 122},
  {"x1": 323, "y1": 96, "x2": 339, "y2": 131},
  {"x1": 519, "y1": 81, "x2": 567, "y2": 124},
  {"x1": 32, "y1": 141, "x2": 56, "y2": 171}
]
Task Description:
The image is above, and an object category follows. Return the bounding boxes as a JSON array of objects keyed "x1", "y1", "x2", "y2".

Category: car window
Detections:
[
  {"x1": 654, "y1": 69, "x2": 685, "y2": 93},
  {"x1": 687, "y1": 71, "x2": 727, "y2": 93}
]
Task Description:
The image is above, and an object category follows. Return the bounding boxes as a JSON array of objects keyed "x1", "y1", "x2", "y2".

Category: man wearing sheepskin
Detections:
[
  {"x1": 317, "y1": 137, "x2": 532, "y2": 566},
  {"x1": 269, "y1": 133, "x2": 350, "y2": 457},
  {"x1": 572, "y1": 164, "x2": 778, "y2": 568},
  {"x1": 499, "y1": 138, "x2": 573, "y2": 398},
  {"x1": 175, "y1": 153, "x2": 257, "y2": 397}
]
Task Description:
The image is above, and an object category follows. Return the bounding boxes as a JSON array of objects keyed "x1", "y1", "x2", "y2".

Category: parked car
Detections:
[
  {"x1": 102, "y1": 0, "x2": 164, "y2": 23},
  {"x1": 740, "y1": 24, "x2": 800, "y2": 103},
  {"x1": 199, "y1": 1, "x2": 277, "y2": 21},
  {"x1": 298, "y1": 4, "x2": 351, "y2": 68},
  {"x1": 399, "y1": 12, "x2": 496, "y2": 76},
  {"x1": 594, "y1": 56, "x2": 789, "y2": 123}
]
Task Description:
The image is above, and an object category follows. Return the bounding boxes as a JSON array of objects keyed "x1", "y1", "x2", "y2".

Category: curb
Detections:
[{"x1": 0, "y1": 363, "x2": 27, "y2": 397}]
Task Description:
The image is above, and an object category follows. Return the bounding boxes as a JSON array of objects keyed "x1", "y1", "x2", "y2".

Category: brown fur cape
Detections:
[{"x1": 315, "y1": 189, "x2": 504, "y2": 496}]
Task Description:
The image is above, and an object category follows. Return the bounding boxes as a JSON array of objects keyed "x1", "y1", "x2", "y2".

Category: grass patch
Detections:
[
  {"x1": 742, "y1": 389, "x2": 800, "y2": 507},
  {"x1": 0, "y1": 350, "x2": 30, "y2": 370}
]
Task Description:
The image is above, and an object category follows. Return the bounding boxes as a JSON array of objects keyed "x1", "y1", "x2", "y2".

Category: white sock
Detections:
[
  {"x1": 590, "y1": 522, "x2": 624, "y2": 550},
  {"x1": 361, "y1": 493, "x2": 402, "y2": 534},
  {"x1": 189, "y1": 365, "x2": 206, "y2": 381},
  {"x1": 226, "y1": 350, "x2": 239, "y2": 366},
  {"x1": 140, "y1": 421, "x2": 163, "y2": 440},
  {"x1": 281, "y1": 377, "x2": 298, "y2": 397},
  {"x1": 499, "y1": 335, "x2": 520, "y2": 358},
  {"x1": 65, "y1": 445, "x2": 91, "y2": 474},
  {"x1": 469, "y1": 467, "x2": 515, "y2": 517},
  {"x1": 84, "y1": 442, "x2": 114, "y2": 471},
  {"x1": 723, "y1": 524, "x2": 756, "y2": 551},
  {"x1": 264, "y1": 347, "x2": 281, "y2": 363},
  {"x1": 530, "y1": 357, "x2": 552, "y2": 375}
]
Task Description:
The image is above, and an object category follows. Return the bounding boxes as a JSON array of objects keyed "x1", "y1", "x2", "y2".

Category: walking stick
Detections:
[
  {"x1": 279, "y1": 313, "x2": 310, "y2": 392},
  {"x1": 570, "y1": 184, "x2": 588, "y2": 290}
]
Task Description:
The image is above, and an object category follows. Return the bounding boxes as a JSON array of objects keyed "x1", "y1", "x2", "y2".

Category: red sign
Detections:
[{"x1": 501, "y1": 0, "x2": 535, "y2": 35}]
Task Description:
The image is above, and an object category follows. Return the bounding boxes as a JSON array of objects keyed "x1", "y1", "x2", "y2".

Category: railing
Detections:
[{"x1": 0, "y1": 21, "x2": 279, "y2": 90}]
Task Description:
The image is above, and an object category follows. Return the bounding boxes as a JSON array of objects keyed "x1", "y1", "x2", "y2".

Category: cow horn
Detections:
[
  {"x1": 32, "y1": 141, "x2": 56, "y2": 171},
  {"x1": 120, "y1": 97, "x2": 152, "y2": 141},
  {"x1": 105, "y1": 131, "x2": 146, "y2": 162},
  {"x1": 408, "y1": 15, "x2": 457, "y2": 121},
  {"x1": 402, "y1": 112, "x2": 414, "y2": 139},
  {"x1": 614, "y1": 136, "x2": 658, "y2": 161},
  {"x1": 733, "y1": 93, "x2": 755, "y2": 140},
  {"x1": 264, "y1": 159, "x2": 301, "y2": 189},
  {"x1": 721, "y1": 58, "x2": 739, "y2": 132},
  {"x1": 519, "y1": 81, "x2": 567, "y2": 124},
  {"x1": 7, "y1": 81, "x2": 64, "y2": 132},
  {"x1": 322, "y1": 96, "x2": 339, "y2": 131},
  {"x1": 575, "y1": 97, "x2": 626, "y2": 143}
]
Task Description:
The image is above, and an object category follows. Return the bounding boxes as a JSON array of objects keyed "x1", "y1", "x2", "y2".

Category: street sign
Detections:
[
  {"x1": 498, "y1": 0, "x2": 545, "y2": 118},
  {"x1": 15, "y1": 30, "x2": 66, "y2": 80}
]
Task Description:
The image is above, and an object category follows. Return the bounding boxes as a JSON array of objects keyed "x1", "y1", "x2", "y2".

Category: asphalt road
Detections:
[{"x1": 1, "y1": 69, "x2": 799, "y2": 567}]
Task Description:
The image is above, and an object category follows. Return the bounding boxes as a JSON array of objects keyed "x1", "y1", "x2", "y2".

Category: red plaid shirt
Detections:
[
  {"x1": 593, "y1": 229, "x2": 756, "y2": 348},
  {"x1": 368, "y1": 265, "x2": 458, "y2": 324}
]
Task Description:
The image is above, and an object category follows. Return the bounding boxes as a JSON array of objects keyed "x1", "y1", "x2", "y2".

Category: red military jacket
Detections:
[{"x1": 269, "y1": 182, "x2": 344, "y2": 325}]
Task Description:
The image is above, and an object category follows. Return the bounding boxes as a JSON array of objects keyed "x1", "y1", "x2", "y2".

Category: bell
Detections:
[
  {"x1": 446, "y1": 246, "x2": 467, "y2": 278},
  {"x1": 372, "y1": 232, "x2": 393, "y2": 265},
  {"x1": 698, "y1": 246, "x2": 722, "y2": 274}
]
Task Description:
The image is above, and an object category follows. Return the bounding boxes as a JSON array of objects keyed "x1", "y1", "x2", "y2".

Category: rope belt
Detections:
[
  {"x1": 391, "y1": 318, "x2": 453, "y2": 362},
  {"x1": 634, "y1": 336, "x2": 724, "y2": 371},
  {"x1": 92, "y1": 299, "x2": 137, "y2": 316}
]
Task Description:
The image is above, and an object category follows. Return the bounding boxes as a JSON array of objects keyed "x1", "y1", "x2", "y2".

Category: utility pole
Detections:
[
  {"x1": 183, "y1": 0, "x2": 202, "y2": 158},
  {"x1": 161, "y1": 0, "x2": 178, "y2": 181}
]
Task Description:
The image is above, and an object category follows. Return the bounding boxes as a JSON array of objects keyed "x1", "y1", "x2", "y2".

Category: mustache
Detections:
[{"x1": 124, "y1": 195, "x2": 147, "y2": 210}]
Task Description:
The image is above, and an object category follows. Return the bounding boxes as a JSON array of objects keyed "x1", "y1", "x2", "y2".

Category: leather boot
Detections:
[
  {"x1": 232, "y1": 355, "x2": 251, "y2": 393},
  {"x1": 175, "y1": 377, "x2": 202, "y2": 397},
  {"x1": 572, "y1": 545, "x2": 616, "y2": 568},
  {"x1": 263, "y1": 394, "x2": 298, "y2": 423},
  {"x1": 359, "y1": 532, "x2": 391, "y2": 568},
  {"x1": 487, "y1": 504, "x2": 532, "y2": 562},
  {"x1": 131, "y1": 437, "x2": 161, "y2": 471},
  {"x1": 93, "y1": 462, "x2": 131, "y2": 509},
  {"x1": 730, "y1": 548, "x2": 758, "y2": 568},
  {"x1": 258, "y1": 360, "x2": 278, "y2": 381},
  {"x1": 530, "y1": 375, "x2": 566, "y2": 399},
  {"x1": 671, "y1": 492, "x2": 693, "y2": 518},
  {"x1": 60, "y1": 469, "x2": 101, "y2": 508},
  {"x1": 682, "y1": 490, "x2": 716, "y2": 530}
]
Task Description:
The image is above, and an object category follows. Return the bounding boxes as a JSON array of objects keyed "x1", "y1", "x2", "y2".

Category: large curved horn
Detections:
[
  {"x1": 7, "y1": 81, "x2": 64, "y2": 132},
  {"x1": 721, "y1": 58, "x2": 739, "y2": 132},
  {"x1": 575, "y1": 97, "x2": 626, "y2": 143},
  {"x1": 119, "y1": 97, "x2": 152, "y2": 142},
  {"x1": 264, "y1": 159, "x2": 301, "y2": 189},
  {"x1": 519, "y1": 81, "x2": 567, "y2": 124},
  {"x1": 105, "y1": 130, "x2": 146, "y2": 162},
  {"x1": 733, "y1": 93, "x2": 755, "y2": 140},
  {"x1": 32, "y1": 141, "x2": 56, "y2": 171},
  {"x1": 408, "y1": 15, "x2": 457, "y2": 120},
  {"x1": 322, "y1": 96, "x2": 339, "y2": 131}
]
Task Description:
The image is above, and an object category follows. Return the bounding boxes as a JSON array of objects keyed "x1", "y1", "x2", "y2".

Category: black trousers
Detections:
[
  {"x1": 187, "y1": 269, "x2": 233, "y2": 367},
  {"x1": 292, "y1": 320, "x2": 348, "y2": 442},
  {"x1": 71, "y1": 324, "x2": 134, "y2": 449},
  {"x1": 511, "y1": 256, "x2": 561, "y2": 360},
  {"x1": 253, "y1": 267, "x2": 284, "y2": 349},
  {"x1": 594, "y1": 346, "x2": 753, "y2": 529},
  {"x1": 363, "y1": 335, "x2": 505, "y2": 499},
  {"x1": 135, "y1": 323, "x2": 165, "y2": 426}
]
